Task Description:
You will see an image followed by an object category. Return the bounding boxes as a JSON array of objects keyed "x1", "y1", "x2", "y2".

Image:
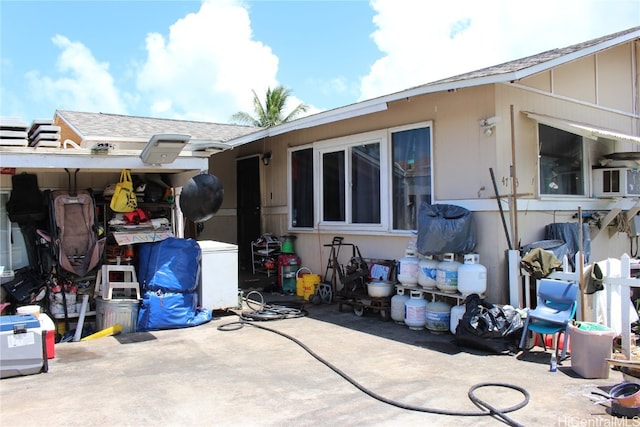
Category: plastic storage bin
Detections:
[
  {"x1": 568, "y1": 322, "x2": 616, "y2": 379},
  {"x1": 96, "y1": 297, "x2": 139, "y2": 334},
  {"x1": 0, "y1": 314, "x2": 44, "y2": 378}
]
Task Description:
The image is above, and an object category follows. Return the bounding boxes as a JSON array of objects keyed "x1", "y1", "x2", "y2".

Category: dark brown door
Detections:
[{"x1": 237, "y1": 156, "x2": 261, "y2": 271}]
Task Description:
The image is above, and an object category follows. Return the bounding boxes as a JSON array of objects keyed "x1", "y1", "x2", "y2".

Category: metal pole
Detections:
[
  {"x1": 578, "y1": 206, "x2": 585, "y2": 321},
  {"x1": 490, "y1": 167, "x2": 513, "y2": 250}
]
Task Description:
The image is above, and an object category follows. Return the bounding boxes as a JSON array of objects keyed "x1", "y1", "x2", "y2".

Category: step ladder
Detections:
[{"x1": 95, "y1": 264, "x2": 141, "y2": 300}]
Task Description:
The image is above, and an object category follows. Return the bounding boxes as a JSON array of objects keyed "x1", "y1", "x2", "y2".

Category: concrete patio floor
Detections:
[{"x1": 0, "y1": 275, "x2": 638, "y2": 426}]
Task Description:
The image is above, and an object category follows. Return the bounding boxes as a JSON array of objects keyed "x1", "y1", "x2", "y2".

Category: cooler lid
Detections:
[
  {"x1": 0, "y1": 314, "x2": 40, "y2": 331},
  {"x1": 197, "y1": 240, "x2": 238, "y2": 252}
]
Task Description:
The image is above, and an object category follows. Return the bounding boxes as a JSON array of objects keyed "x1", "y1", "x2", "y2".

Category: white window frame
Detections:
[
  {"x1": 387, "y1": 121, "x2": 434, "y2": 232},
  {"x1": 316, "y1": 130, "x2": 388, "y2": 233},
  {"x1": 536, "y1": 124, "x2": 592, "y2": 199},
  {"x1": 287, "y1": 122, "x2": 433, "y2": 234},
  {"x1": 287, "y1": 144, "x2": 315, "y2": 231}
]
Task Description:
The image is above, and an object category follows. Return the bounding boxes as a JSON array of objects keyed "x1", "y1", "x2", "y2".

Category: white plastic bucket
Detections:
[{"x1": 17, "y1": 305, "x2": 40, "y2": 318}]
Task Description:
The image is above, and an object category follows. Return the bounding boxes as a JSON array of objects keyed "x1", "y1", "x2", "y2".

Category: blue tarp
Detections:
[
  {"x1": 137, "y1": 290, "x2": 211, "y2": 332},
  {"x1": 138, "y1": 238, "x2": 201, "y2": 293}
]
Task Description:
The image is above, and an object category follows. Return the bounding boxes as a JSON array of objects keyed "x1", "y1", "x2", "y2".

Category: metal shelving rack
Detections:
[{"x1": 251, "y1": 239, "x2": 281, "y2": 277}]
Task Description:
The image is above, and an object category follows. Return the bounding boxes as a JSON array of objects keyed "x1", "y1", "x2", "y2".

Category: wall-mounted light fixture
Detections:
[
  {"x1": 479, "y1": 116, "x2": 501, "y2": 136},
  {"x1": 262, "y1": 151, "x2": 272, "y2": 166},
  {"x1": 140, "y1": 133, "x2": 191, "y2": 165}
]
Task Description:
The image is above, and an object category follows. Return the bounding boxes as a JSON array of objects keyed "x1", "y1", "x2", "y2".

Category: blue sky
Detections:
[{"x1": 1, "y1": 0, "x2": 639, "y2": 125}]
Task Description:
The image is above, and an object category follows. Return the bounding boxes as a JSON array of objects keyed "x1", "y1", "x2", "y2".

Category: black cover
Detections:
[
  {"x1": 6, "y1": 173, "x2": 46, "y2": 224},
  {"x1": 1, "y1": 267, "x2": 44, "y2": 304},
  {"x1": 179, "y1": 174, "x2": 224, "y2": 223},
  {"x1": 416, "y1": 203, "x2": 476, "y2": 255},
  {"x1": 455, "y1": 294, "x2": 523, "y2": 354}
]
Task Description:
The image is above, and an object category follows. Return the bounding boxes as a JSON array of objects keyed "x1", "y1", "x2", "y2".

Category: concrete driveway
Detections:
[{"x1": 0, "y1": 296, "x2": 633, "y2": 426}]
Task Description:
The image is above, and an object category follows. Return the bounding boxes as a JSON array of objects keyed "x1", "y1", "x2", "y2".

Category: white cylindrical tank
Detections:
[
  {"x1": 417, "y1": 255, "x2": 439, "y2": 289},
  {"x1": 391, "y1": 287, "x2": 410, "y2": 323},
  {"x1": 457, "y1": 253, "x2": 487, "y2": 296},
  {"x1": 425, "y1": 299, "x2": 451, "y2": 333},
  {"x1": 397, "y1": 249, "x2": 419, "y2": 286},
  {"x1": 449, "y1": 304, "x2": 466, "y2": 334},
  {"x1": 404, "y1": 290, "x2": 426, "y2": 330},
  {"x1": 436, "y1": 253, "x2": 461, "y2": 293}
]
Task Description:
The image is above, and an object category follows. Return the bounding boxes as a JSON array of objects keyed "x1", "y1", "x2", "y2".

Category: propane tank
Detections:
[
  {"x1": 449, "y1": 304, "x2": 466, "y2": 334},
  {"x1": 397, "y1": 249, "x2": 419, "y2": 286},
  {"x1": 425, "y1": 298, "x2": 451, "y2": 333},
  {"x1": 404, "y1": 290, "x2": 427, "y2": 330},
  {"x1": 418, "y1": 255, "x2": 439, "y2": 289},
  {"x1": 457, "y1": 253, "x2": 487, "y2": 296},
  {"x1": 436, "y1": 253, "x2": 461, "y2": 293},
  {"x1": 391, "y1": 287, "x2": 410, "y2": 324}
]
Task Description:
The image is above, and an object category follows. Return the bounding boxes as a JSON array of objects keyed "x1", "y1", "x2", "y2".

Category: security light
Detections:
[
  {"x1": 140, "y1": 133, "x2": 191, "y2": 165},
  {"x1": 262, "y1": 151, "x2": 272, "y2": 166}
]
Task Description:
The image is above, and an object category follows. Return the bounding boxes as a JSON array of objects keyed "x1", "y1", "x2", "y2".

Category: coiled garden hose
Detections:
[{"x1": 218, "y1": 291, "x2": 529, "y2": 426}]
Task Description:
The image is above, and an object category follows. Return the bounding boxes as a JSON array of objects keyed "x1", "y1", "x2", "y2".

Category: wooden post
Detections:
[
  {"x1": 578, "y1": 206, "x2": 585, "y2": 321},
  {"x1": 510, "y1": 105, "x2": 519, "y2": 248}
]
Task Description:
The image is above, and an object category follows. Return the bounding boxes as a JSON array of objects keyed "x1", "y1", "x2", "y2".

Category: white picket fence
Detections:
[{"x1": 520, "y1": 252, "x2": 640, "y2": 359}]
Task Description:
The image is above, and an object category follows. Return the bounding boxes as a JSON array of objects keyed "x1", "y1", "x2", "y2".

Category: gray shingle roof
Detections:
[
  {"x1": 56, "y1": 110, "x2": 258, "y2": 142},
  {"x1": 225, "y1": 26, "x2": 640, "y2": 146},
  {"x1": 420, "y1": 26, "x2": 640, "y2": 87}
]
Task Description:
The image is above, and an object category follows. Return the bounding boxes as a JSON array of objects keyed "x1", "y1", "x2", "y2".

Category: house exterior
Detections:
[
  {"x1": 0, "y1": 112, "x2": 257, "y2": 280},
  {"x1": 205, "y1": 27, "x2": 640, "y2": 304},
  {"x1": 2, "y1": 28, "x2": 639, "y2": 307}
]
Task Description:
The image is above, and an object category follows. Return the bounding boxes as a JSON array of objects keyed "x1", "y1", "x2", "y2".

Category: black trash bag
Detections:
[
  {"x1": 416, "y1": 203, "x2": 476, "y2": 255},
  {"x1": 455, "y1": 294, "x2": 523, "y2": 355}
]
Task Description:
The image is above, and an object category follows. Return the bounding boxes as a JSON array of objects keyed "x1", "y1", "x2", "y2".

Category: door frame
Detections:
[{"x1": 236, "y1": 155, "x2": 262, "y2": 272}]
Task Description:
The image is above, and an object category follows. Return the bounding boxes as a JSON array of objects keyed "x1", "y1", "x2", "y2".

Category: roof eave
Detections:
[{"x1": 224, "y1": 28, "x2": 640, "y2": 147}]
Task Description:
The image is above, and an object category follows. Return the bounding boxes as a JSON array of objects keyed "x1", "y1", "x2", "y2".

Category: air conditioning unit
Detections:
[{"x1": 593, "y1": 167, "x2": 640, "y2": 197}]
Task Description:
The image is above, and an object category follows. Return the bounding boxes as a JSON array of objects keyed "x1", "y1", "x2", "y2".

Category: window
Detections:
[
  {"x1": 391, "y1": 126, "x2": 432, "y2": 230},
  {"x1": 288, "y1": 122, "x2": 432, "y2": 232},
  {"x1": 322, "y1": 150, "x2": 345, "y2": 221},
  {"x1": 291, "y1": 149, "x2": 314, "y2": 227},
  {"x1": 351, "y1": 143, "x2": 381, "y2": 224},
  {"x1": 0, "y1": 192, "x2": 28, "y2": 271},
  {"x1": 538, "y1": 124, "x2": 585, "y2": 195},
  {"x1": 320, "y1": 141, "x2": 381, "y2": 225}
]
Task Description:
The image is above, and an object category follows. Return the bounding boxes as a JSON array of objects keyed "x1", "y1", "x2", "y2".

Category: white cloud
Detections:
[
  {"x1": 360, "y1": 0, "x2": 640, "y2": 101},
  {"x1": 26, "y1": 35, "x2": 127, "y2": 115},
  {"x1": 136, "y1": 0, "x2": 280, "y2": 122},
  {"x1": 11, "y1": 0, "x2": 638, "y2": 123}
]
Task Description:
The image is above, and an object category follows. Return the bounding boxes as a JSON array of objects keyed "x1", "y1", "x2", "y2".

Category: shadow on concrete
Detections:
[{"x1": 236, "y1": 270, "x2": 519, "y2": 359}]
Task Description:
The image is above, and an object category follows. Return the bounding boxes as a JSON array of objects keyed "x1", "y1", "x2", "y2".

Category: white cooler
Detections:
[
  {"x1": 0, "y1": 314, "x2": 45, "y2": 378},
  {"x1": 197, "y1": 240, "x2": 239, "y2": 311}
]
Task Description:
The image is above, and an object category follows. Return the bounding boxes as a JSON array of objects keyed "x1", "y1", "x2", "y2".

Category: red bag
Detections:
[{"x1": 123, "y1": 208, "x2": 149, "y2": 225}]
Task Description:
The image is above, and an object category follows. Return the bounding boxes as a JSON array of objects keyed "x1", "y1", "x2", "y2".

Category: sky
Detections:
[{"x1": 1, "y1": 0, "x2": 639, "y2": 125}]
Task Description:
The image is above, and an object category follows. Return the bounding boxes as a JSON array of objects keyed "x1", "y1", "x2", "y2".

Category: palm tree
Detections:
[{"x1": 231, "y1": 85, "x2": 309, "y2": 127}]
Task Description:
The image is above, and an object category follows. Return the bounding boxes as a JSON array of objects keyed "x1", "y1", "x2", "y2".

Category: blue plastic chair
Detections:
[{"x1": 519, "y1": 278, "x2": 579, "y2": 361}]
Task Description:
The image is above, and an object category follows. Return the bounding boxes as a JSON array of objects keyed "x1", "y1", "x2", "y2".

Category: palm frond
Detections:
[{"x1": 231, "y1": 85, "x2": 307, "y2": 127}]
